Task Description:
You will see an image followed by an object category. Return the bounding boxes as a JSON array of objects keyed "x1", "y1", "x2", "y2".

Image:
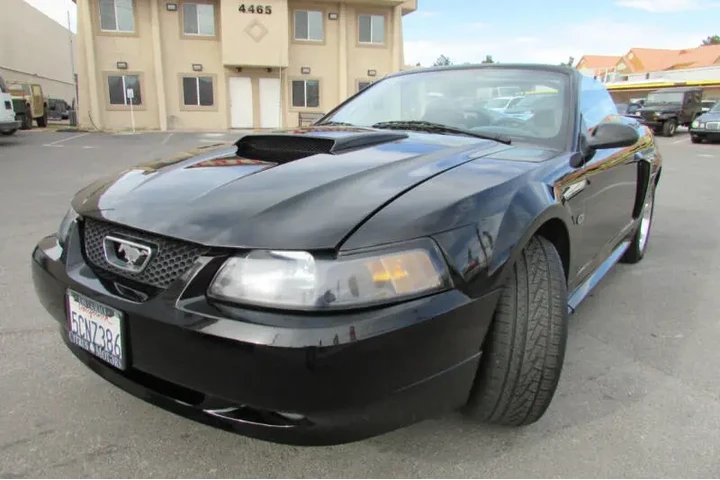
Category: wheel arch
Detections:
[{"x1": 490, "y1": 203, "x2": 574, "y2": 289}]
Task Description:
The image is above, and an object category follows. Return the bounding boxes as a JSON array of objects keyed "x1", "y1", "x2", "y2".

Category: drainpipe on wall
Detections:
[
  {"x1": 79, "y1": 0, "x2": 102, "y2": 130},
  {"x1": 338, "y1": 3, "x2": 348, "y2": 101},
  {"x1": 150, "y1": 0, "x2": 168, "y2": 131}
]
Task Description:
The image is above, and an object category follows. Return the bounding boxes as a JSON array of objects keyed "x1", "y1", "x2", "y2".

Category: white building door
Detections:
[
  {"x1": 229, "y1": 77, "x2": 253, "y2": 129},
  {"x1": 258, "y1": 78, "x2": 281, "y2": 129}
]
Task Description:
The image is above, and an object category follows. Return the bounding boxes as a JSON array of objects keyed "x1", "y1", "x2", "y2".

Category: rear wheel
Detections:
[
  {"x1": 621, "y1": 182, "x2": 656, "y2": 264},
  {"x1": 661, "y1": 118, "x2": 677, "y2": 137},
  {"x1": 463, "y1": 235, "x2": 568, "y2": 426},
  {"x1": 1, "y1": 129, "x2": 17, "y2": 136}
]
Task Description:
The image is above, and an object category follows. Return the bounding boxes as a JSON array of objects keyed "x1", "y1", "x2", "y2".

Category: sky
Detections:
[
  {"x1": 402, "y1": 0, "x2": 720, "y2": 66},
  {"x1": 23, "y1": 0, "x2": 720, "y2": 67},
  {"x1": 24, "y1": 0, "x2": 77, "y2": 32}
]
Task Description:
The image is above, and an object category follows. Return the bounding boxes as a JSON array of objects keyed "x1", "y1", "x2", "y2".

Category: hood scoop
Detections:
[{"x1": 234, "y1": 131, "x2": 409, "y2": 163}]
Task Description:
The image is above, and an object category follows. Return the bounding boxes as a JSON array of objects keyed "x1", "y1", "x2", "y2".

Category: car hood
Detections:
[
  {"x1": 640, "y1": 105, "x2": 681, "y2": 114},
  {"x1": 72, "y1": 127, "x2": 518, "y2": 250},
  {"x1": 697, "y1": 112, "x2": 720, "y2": 122}
]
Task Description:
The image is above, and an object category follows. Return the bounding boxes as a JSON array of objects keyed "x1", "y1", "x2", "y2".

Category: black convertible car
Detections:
[{"x1": 31, "y1": 64, "x2": 662, "y2": 446}]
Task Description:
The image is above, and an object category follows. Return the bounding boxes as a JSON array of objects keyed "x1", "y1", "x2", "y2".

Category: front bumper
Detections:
[
  {"x1": 31, "y1": 225, "x2": 500, "y2": 446},
  {"x1": 635, "y1": 117, "x2": 667, "y2": 128},
  {"x1": 0, "y1": 120, "x2": 21, "y2": 130},
  {"x1": 690, "y1": 127, "x2": 720, "y2": 140}
]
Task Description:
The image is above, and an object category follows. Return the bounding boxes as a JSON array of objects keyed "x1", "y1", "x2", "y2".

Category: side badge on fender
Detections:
[{"x1": 562, "y1": 179, "x2": 588, "y2": 202}]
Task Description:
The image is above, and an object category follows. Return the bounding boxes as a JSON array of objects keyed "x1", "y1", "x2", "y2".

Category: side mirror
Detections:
[{"x1": 586, "y1": 122, "x2": 639, "y2": 150}]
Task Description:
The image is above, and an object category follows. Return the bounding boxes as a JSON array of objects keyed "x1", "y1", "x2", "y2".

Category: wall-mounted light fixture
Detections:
[
  {"x1": 328, "y1": 12, "x2": 339, "y2": 20},
  {"x1": 192, "y1": 63, "x2": 203, "y2": 72},
  {"x1": 116, "y1": 61, "x2": 128, "y2": 70},
  {"x1": 301, "y1": 67, "x2": 311, "y2": 74},
  {"x1": 166, "y1": 3, "x2": 178, "y2": 11},
  {"x1": 367, "y1": 69, "x2": 377, "y2": 77}
]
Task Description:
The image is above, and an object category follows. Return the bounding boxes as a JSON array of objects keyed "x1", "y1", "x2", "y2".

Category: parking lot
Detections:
[{"x1": 1, "y1": 128, "x2": 719, "y2": 478}]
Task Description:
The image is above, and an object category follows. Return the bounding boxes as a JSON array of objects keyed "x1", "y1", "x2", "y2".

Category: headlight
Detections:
[
  {"x1": 692, "y1": 120, "x2": 700, "y2": 128},
  {"x1": 207, "y1": 240, "x2": 452, "y2": 311},
  {"x1": 57, "y1": 207, "x2": 79, "y2": 247}
]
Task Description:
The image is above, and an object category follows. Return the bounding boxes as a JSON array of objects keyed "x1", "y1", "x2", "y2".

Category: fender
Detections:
[{"x1": 488, "y1": 199, "x2": 573, "y2": 291}]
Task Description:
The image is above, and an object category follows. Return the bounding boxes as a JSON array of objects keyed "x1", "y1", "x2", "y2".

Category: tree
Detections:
[
  {"x1": 561, "y1": 56, "x2": 575, "y2": 67},
  {"x1": 433, "y1": 55, "x2": 452, "y2": 66},
  {"x1": 701, "y1": 35, "x2": 720, "y2": 45},
  {"x1": 481, "y1": 55, "x2": 494, "y2": 64}
]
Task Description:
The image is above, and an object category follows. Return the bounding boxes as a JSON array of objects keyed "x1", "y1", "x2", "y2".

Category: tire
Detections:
[
  {"x1": 1, "y1": 129, "x2": 17, "y2": 136},
  {"x1": 463, "y1": 235, "x2": 568, "y2": 426},
  {"x1": 661, "y1": 118, "x2": 677, "y2": 137},
  {"x1": 691, "y1": 135, "x2": 703, "y2": 144},
  {"x1": 621, "y1": 182, "x2": 656, "y2": 264},
  {"x1": 37, "y1": 110, "x2": 48, "y2": 127}
]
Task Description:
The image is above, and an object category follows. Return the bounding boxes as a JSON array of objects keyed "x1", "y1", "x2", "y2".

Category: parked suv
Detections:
[
  {"x1": 635, "y1": 86, "x2": 703, "y2": 137},
  {"x1": 0, "y1": 74, "x2": 21, "y2": 136}
]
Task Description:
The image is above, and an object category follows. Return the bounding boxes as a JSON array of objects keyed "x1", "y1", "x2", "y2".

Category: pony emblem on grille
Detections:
[{"x1": 102, "y1": 235, "x2": 153, "y2": 273}]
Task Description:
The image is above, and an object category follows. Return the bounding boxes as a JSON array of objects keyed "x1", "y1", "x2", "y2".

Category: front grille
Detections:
[
  {"x1": 706, "y1": 122, "x2": 720, "y2": 131},
  {"x1": 82, "y1": 218, "x2": 209, "y2": 289}
]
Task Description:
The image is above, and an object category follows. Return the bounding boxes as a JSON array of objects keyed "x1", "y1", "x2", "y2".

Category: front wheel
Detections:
[
  {"x1": 463, "y1": 235, "x2": 568, "y2": 426},
  {"x1": 661, "y1": 118, "x2": 677, "y2": 137},
  {"x1": 621, "y1": 182, "x2": 656, "y2": 264},
  {"x1": 20, "y1": 107, "x2": 32, "y2": 130},
  {"x1": 691, "y1": 135, "x2": 703, "y2": 144},
  {"x1": 1, "y1": 129, "x2": 17, "y2": 136}
]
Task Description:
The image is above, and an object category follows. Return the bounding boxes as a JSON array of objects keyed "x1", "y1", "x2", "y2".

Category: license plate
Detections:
[{"x1": 66, "y1": 290, "x2": 126, "y2": 370}]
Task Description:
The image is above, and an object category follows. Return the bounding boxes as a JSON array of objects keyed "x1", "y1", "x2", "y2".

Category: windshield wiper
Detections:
[{"x1": 371, "y1": 121, "x2": 512, "y2": 145}]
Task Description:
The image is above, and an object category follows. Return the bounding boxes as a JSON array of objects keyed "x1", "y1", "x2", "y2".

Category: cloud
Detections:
[
  {"x1": 615, "y1": 0, "x2": 719, "y2": 12},
  {"x1": 404, "y1": 18, "x2": 701, "y2": 67},
  {"x1": 414, "y1": 11, "x2": 438, "y2": 17}
]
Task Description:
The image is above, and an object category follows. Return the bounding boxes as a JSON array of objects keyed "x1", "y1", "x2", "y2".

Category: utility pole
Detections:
[{"x1": 67, "y1": 9, "x2": 78, "y2": 126}]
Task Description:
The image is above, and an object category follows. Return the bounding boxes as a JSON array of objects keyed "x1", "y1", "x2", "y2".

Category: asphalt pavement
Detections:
[{"x1": 1, "y1": 128, "x2": 719, "y2": 478}]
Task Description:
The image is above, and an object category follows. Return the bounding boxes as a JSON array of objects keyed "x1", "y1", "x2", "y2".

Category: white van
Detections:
[{"x1": 0, "y1": 74, "x2": 21, "y2": 136}]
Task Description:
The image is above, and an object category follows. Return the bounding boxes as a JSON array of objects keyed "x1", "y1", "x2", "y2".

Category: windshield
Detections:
[
  {"x1": 646, "y1": 91, "x2": 684, "y2": 104},
  {"x1": 711, "y1": 102, "x2": 720, "y2": 113},
  {"x1": 616, "y1": 103, "x2": 628, "y2": 114},
  {"x1": 7, "y1": 83, "x2": 31, "y2": 95},
  {"x1": 321, "y1": 67, "x2": 571, "y2": 148}
]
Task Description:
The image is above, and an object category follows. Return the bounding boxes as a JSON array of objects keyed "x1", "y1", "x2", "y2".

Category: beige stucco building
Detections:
[
  {"x1": 72, "y1": 0, "x2": 417, "y2": 131},
  {"x1": 1, "y1": 0, "x2": 76, "y2": 101}
]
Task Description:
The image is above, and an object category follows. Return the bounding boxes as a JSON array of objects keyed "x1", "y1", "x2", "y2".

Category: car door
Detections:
[
  {"x1": 575, "y1": 77, "x2": 640, "y2": 275},
  {"x1": 31, "y1": 84, "x2": 42, "y2": 118}
]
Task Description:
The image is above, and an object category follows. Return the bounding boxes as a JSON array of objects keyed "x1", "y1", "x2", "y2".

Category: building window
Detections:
[
  {"x1": 358, "y1": 14, "x2": 385, "y2": 44},
  {"x1": 292, "y1": 80, "x2": 320, "y2": 108},
  {"x1": 182, "y1": 76, "x2": 214, "y2": 106},
  {"x1": 358, "y1": 81, "x2": 373, "y2": 92},
  {"x1": 99, "y1": 0, "x2": 134, "y2": 32},
  {"x1": 107, "y1": 74, "x2": 141, "y2": 105},
  {"x1": 294, "y1": 10, "x2": 323, "y2": 41},
  {"x1": 182, "y1": 3, "x2": 215, "y2": 36}
]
